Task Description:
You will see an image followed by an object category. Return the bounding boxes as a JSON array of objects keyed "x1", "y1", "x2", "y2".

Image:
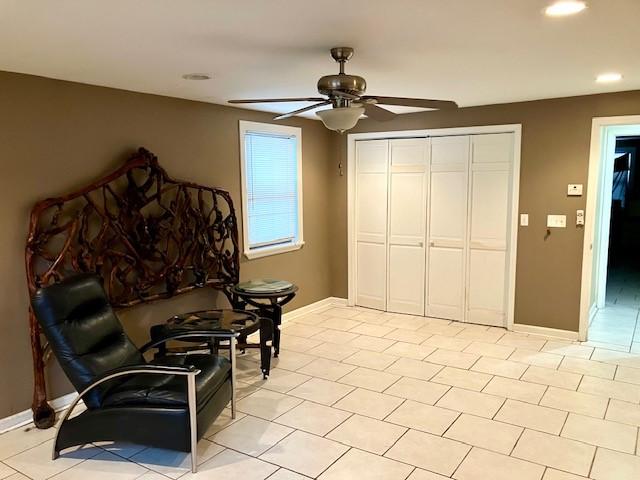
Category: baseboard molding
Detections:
[
  {"x1": 282, "y1": 296, "x2": 347, "y2": 322},
  {"x1": 512, "y1": 323, "x2": 579, "y2": 341},
  {"x1": 0, "y1": 392, "x2": 80, "y2": 434},
  {"x1": 0, "y1": 296, "x2": 347, "y2": 433}
]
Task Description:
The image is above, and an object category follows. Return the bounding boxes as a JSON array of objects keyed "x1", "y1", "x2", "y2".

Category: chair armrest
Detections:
[
  {"x1": 62, "y1": 365, "x2": 198, "y2": 413},
  {"x1": 60, "y1": 364, "x2": 200, "y2": 422},
  {"x1": 139, "y1": 330, "x2": 239, "y2": 354},
  {"x1": 80, "y1": 364, "x2": 201, "y2": 400}
]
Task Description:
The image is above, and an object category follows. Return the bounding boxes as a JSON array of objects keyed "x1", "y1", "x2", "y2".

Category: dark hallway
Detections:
[{"x1": 606, "y1": 136, "x2": 640, "y2": 308}]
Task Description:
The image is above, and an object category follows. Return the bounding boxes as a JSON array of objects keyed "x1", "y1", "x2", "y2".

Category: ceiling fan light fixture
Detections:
[{"x1": 316, "y1": 106, "x2": 365, "y2": 133}]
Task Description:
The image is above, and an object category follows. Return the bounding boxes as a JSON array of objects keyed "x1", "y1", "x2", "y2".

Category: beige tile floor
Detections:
[
  {"x1": 591, "y1": 267, "x2": 640, "y2": 352},
  {"x1": 3, "y1": 303, "x2": 640, "y2": 479}
]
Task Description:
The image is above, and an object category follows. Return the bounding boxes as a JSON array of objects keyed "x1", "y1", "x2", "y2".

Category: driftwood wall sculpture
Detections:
[{"x1": 25, "y1": 148, "x2": 240, "y2": 428}]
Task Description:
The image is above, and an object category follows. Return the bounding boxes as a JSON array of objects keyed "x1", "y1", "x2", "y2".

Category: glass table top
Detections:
[
  {"x1": 234, "y1": 278, "x2": 295, "y2": 294},
  {"x1": 163, "y1": 309, "x2": 260, "y2": 333}
]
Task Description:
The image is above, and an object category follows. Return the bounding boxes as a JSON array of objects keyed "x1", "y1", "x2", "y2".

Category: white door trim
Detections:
[
  {"x1": 347, "y1": 124, "x2": 522, "y2": 330},
  {"x1": 579, "y1": 115, "x2": 640, "y2": 341}
]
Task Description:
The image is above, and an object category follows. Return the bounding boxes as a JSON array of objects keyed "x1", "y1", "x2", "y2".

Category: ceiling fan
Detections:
[{"x1": 229, "y1": 47, "x2": 458, "y2": 133}]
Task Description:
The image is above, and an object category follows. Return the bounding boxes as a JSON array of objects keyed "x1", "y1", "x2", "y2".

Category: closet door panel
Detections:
[
  {"x1": 388, "y1": 246, "x2": 425, "y2": 315},
  {"x1": 387, "y1": 138, "x2": 428, "y2": 315},
  {"x1": 427, "y1": 247, "x2": 464, "y2": 319},
  {"x1": 388, "y1": 172, "x2": 426, "y2": 313},
  {"x1": 357, "y1": 243, "x2": 388, "y2": 309},
  {"x1": 466, "y1": 133, "x2": 513, "y2": 326},
  {"x1": 357, "y1": 173, "x2": 388, "y2": 243},
  {"x1": 432, "y1": 136, "x2": 470, "y2": 166},
  {"x1": 470, "y1": 169, "x2": 510, "y2": 246},
  {"x1": 468, "y1": 250, "x2": 507, "y2": 325},
  {"x1": 429, "y1": 171, "x2": 468, "y2": 244},
  {"x1": 389, "y1": 173, "x2": 425, "y2": 238},
  {"x1": 427, "y1": 136, "x2": 469, "y2": 321},
  {"x1": 355, "y1": 140, "x2": 389, "y2": 310},
  {"x1": 472, "y1": 133, "x2": 513, "y2": 165}
]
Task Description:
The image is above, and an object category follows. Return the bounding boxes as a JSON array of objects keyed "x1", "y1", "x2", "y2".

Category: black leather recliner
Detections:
[{"x1": 30, "y1": 274, "x2": 238, "y2": 473}]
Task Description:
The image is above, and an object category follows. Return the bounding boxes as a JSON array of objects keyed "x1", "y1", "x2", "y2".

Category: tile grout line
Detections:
[
  {"x1": 587, "y1": 445, "x2": 599, "y2": 479},
  {"x1": 448, "y1": 443, "x2": 474, "y2": 479},
  {"x1": 508, "y1": 426, "x2": 526, "y2": 456}
]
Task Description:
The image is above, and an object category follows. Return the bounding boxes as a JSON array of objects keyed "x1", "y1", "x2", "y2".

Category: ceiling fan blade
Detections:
[
  {"x1": 361, "y1": 103, "x2": 396, "y2": 122},
  {"x1": 363, "y1": 96, "x2": 458, "y2": 109},
  {"x1": 273, "y1": 100, "x2": 332, "y2": 120},
  {"x1": 228, "y1": 97, "x2": 326, "y2": 104}
]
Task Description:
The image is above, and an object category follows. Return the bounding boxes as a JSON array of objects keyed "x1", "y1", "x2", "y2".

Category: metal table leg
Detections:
[
  {"x1": 259, "y1": 316, "x2": 273, "y2": 378},
  {"x1": 272, "y1": 304, "x2": 282, "y2": 358}
]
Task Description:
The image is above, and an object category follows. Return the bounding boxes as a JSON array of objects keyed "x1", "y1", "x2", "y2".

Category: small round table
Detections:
[
  {"x1": 230, "y1": 279, "x2": 298, "y2": 358},
  {"x1": 150, "y1": 308, "x2": 274, "y2": 378}
]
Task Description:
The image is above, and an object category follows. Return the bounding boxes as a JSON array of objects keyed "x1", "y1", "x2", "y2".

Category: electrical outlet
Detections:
[
  {"x1": 576, "y1": 209, "x2": 585, "y2": 226},
  {"x1": 547, "y1": 215, "x2": 567, "y2": 228}
]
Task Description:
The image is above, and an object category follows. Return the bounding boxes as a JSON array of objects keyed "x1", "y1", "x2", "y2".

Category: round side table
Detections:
[
  {"x1": 150, "y1": 308, "x2": 274, "y2": 378},
  {"x1": 230, "y1": 279, "x2": 298, "y2": 358}
]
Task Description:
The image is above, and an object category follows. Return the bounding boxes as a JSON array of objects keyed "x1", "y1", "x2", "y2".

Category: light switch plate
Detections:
[
  {"x1": 547, "y1": 214, "x2": 567, "y2": 228},
  {"x1": 568, "y1": 184, "x2": 583, "y2": 196},
  {"x1": 520, "y1": 214, "x2": 529, "y2": 226}
]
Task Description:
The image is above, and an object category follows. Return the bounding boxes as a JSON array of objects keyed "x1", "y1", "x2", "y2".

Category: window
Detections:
[{"x1": 239, "y1": 121, "x2": 303, "y2": 259}]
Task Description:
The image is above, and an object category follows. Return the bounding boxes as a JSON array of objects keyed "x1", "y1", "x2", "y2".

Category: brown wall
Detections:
[
  {"x1": 4, "y1": 67, "x2": 640, "y2": 421},
  {"x1": 0, "y1": 71, "x2": 336, "y2": 418},
  {"x1": 329, "y1": 91, "x2": 640, "y2": 332}
]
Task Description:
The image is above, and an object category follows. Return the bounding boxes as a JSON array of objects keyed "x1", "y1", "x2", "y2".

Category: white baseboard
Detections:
[
  {"x1": 512, "y1": 323, "x2": 579, "y2": 341},
  {"x1": 0, "y1": 392, "x2": 79, "y2": 434},
  {"x1": 0, "y1": 296, "x2": 347, "y2": 434},
  {"x1": 282, "y1": 296, "x2": 347, "y2": 322}
]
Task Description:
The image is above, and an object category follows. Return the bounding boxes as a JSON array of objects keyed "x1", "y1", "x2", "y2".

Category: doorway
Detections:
[
  {"x1": 606, "y1": 137, "x2": 640, "y2": 305},
  {"x1": 580, "y1": 116, "x2": 640, "y2": 349}
]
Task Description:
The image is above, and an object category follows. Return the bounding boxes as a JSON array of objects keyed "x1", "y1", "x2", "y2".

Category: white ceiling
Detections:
[{"x1": 1, "y1": 0, "x2": 639, "y2": 119}]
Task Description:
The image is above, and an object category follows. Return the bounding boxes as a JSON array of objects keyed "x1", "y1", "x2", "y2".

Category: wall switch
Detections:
[
  {"x1": 520, "y1": 214, "x2": 529, "y2": 226},
  {"x1": 576, "y1": 209, "x2": 585, "y2": 226},
  {"x1": 547, "y1": 214, "x2": 567, "y2": 228},
  {"x1": 568, "y1": 184, "x2": 583, "y2": 196}
]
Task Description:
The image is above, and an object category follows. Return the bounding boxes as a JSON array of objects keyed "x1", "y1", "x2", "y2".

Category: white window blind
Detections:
[{"x1": 244, "y1": 131, "x2": 300, "y2": 250}]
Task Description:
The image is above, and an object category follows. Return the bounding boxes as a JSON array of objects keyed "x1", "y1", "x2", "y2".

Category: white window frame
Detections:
[{"x1": 239, "y1": 120, "x2": 304, "y2": 259}]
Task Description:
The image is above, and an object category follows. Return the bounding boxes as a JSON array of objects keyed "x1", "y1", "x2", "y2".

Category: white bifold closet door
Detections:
[
  {"x1": 466, "y1": 133, "x2": 513, "y2": 326},
  {"x1": 354, "y1": 132, "x2": 514, "y2": 326},
  {"x1": 387, "y1": 138, "x2": 429, "y2": 315},
  {"x1": 426, "y1": 136, "x2": 470, "y2": 321},
  {"x1": 355, "y1": 140, "x2": 389, "y2": 310}
]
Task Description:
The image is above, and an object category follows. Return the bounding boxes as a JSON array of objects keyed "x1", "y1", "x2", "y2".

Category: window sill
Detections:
[{"x1": 244, "y1": 241, "x2": 305, "y2": 260}]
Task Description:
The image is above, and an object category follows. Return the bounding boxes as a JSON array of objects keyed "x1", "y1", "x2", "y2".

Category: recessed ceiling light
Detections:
[
  {"x1": 545, "y1": 1, "x2": 587, "y2": 17},
  {"x1": 182, "y1": 73, "x2": 211, "y2": 80},
  {"x1": 596, "y1": 72, "x2": 623, "y2": 83}
]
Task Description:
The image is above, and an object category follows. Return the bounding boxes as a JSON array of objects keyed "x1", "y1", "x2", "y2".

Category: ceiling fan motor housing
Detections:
[
  {"x1": 318, "y1": 46, "x2": 366, "y2": 102},
  {"x1": 317, "y1": 74, "x2": 367, "y2": 97}
]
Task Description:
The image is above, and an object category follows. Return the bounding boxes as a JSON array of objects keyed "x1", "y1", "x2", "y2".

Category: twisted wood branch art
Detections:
[{"x1": 25, "y1": 148, "x2": 240, "y2": 428}]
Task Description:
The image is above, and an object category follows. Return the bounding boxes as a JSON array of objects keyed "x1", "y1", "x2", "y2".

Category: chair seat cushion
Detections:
[{"x1": 101, "y1": 354, "x2": 231, "y2": 410}]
